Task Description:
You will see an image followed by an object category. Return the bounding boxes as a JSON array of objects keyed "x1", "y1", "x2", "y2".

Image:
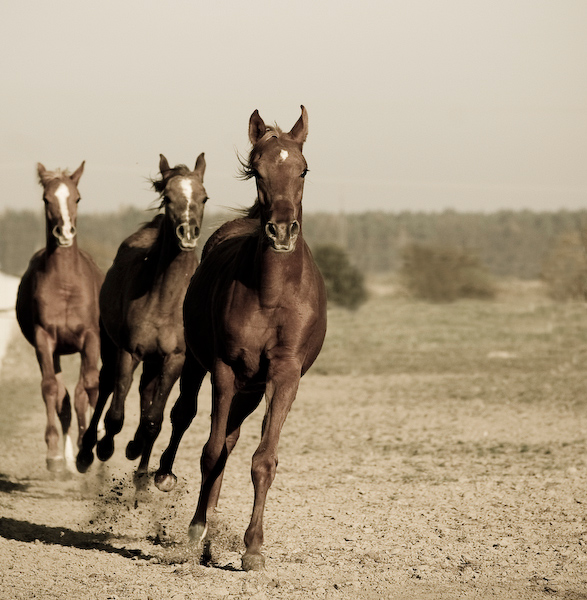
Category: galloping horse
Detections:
[
  {"x1": 155, "y1": 107, "x2": 327, "y2": 570},
  {"x1": 76, "y1": 154, "x2": 208, "y2": 477},
  {"x1": 16, "y1": 162, "x2": 104, "y2": 474}
]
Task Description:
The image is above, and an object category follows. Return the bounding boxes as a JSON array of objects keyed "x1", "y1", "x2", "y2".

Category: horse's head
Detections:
[
  {"x1": 155, "y1": 153, "x2": 208, "y2": 252},
  {"x1": 37, "y1": 161, "x2": 85, "y2": 248},
  {"x1": 246, "y1": 106, "x2": 309, "y2": 253}
]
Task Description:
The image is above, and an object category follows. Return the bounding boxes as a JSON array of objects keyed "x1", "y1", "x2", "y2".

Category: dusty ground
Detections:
[{"x1": 1, "y1": 288, "x2": 587, "y2": 599}]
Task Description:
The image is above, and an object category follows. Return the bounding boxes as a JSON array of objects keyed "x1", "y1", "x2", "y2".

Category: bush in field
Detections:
[
  {"x1": 541, "y1": 231, "x2": 587, "y2": 301},
  {"x1": 313, "y1": 244, "x2": 368, "y2": 310},
  {"x1": 400, "y1": 242, "x2": 496, "y2": 302}
]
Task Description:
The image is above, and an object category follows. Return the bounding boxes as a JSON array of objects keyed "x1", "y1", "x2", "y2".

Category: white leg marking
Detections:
[{"x1": 64, "y1": 434, "x2": 75, "y2": 471}]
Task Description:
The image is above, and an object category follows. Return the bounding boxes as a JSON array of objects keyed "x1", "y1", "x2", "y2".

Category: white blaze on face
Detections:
[
  {"x1": 55, "y1": 183, "x2": 74, "y2": 240},
  {"x1": 279, "y1": 149, "x2": 289, "y2": 162},
  {"x1": 180, "y1": 178, "x2": 193, "y2": 222}
]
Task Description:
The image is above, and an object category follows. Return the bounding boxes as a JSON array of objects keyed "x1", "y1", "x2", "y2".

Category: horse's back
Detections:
[{"x1": 202, "y1": 216, "x2": 259, "y2": 261}]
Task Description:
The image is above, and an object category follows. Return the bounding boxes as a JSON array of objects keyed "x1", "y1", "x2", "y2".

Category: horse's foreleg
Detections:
[
  {"x1": 34, "y1": 329, "x2": 64, "y2": 473},
  {"x1": 97, "y1": 349, "x2": 138, "y2": 462},
  {"x1": 126, "y1": 357, "x2": 159, "y2": 463},
  {"x1": 130, "y1": 353, "x2": 184, "y2": 476},
  {"x1": 207, "y1": 389, "x2": 264, "y2": 513},
  {"x1": 155, "y1": 350, "x2": 205, "y2": 492},
  {"x1": 188, "y1": 361, "x2": 235, "y2": 545},
  {"x1": 242, "y1": 366, "x2": 301, "y2": 571}
]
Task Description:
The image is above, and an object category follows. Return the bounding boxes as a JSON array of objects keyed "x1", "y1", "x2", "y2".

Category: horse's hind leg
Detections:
[
  {"x1": 77, "y1": 329, "x2": 116, "y2": 473},
  {"x1": 53, "y1": 357, "x2": 75, "y2": 472},
  {"x1": 129, "y1": 353, "x2": 184, "y2": 476},
  {"x1": 71, "y1": 330, "x2": 100, "y2": 470},
  {"x1": 155, "y1": 350, "x2": 205, "y2": 492},
  {"x1": 96, "y1": 349, "x2": 139, "y2": 462}
]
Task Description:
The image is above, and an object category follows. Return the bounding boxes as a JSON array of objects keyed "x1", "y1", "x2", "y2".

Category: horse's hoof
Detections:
[
  {"x1": 154, "y1": 471, "x2": 177, "y2": 492},
  {"x1": 188, "y1": 522, "x2": 208, "y2": 545},
  {"x1": 125, "y1": 439, "x2": 142, "y2": 461},
  {"x1": 242, "y1": 551, "x2": 266, "y2": 571},
  {"x1": 96, "y1": 437, "x2": 114, "y2": 462},
  {"x1": 76, "y1": 449, "x2": 94, "y2": 473},
  {"x1": 46, "y1": 457, "x2": 66, "y2": 474}
]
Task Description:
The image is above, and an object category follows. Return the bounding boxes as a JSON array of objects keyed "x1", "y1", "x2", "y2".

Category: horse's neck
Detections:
[
  {"x1": 44, "y1": 238, "x2": 81, "y2": 273},
  {"x1": 256, "y1": 237, "x2": 304, "y2": 307},
  {"x1": 151, "y1": 221, "x2": 197, "y2": 285}
]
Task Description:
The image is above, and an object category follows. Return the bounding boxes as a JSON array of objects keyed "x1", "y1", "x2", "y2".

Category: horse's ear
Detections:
[
  {"x1": 289, "y1": 105, "x2": 308, "y2": 145},
  {"x1": 159, "y1": 154, "x2": 171, "y2": 175},
  {"x1": 37, "y1": 163, "x2": 47, "y2": 185},
  {"x1": 194, "y1": 152, "x2": 206, "y2": 179},
  {"x1": 249, "y1": 110, "x2": 267, "y2": 145},
  {"x1": 70, "y1": 161, "x2": 85, "y2": 186}
]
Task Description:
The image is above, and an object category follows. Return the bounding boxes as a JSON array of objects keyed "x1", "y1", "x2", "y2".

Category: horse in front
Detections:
[
  {"x1": 16, "y1": 162, "x2": 104, "y2": 474},
  {"x1": 155, "y1": 107, "x2": 327, "y2": 570}
]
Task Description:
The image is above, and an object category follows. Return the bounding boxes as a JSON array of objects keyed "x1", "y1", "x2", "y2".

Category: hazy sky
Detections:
[{"x1": 1, "y1": 0, "x2": 586, "y2": 214}]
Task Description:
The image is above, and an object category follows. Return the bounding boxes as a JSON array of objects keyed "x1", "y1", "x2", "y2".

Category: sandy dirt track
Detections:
[{"x1": 1, "y1": 292, "x2": 587, "y2": 599}]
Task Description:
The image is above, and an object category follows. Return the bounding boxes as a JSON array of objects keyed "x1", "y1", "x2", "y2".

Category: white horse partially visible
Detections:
[{"x1": 0, "y1": 271, "x2": 20, "y2": 369}]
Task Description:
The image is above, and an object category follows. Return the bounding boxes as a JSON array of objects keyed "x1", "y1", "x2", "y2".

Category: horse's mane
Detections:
[
  {"x1": 38, "y1": 168, "x2": 70, "y2": 186},
  {"x1": 237, "y1": 125, "x2": 283, "y2": 181}
]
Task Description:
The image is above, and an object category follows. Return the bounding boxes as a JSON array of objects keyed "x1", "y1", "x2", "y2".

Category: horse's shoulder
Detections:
[{"x1": 78, "y1": 249, "x2": 105, "y2": 283}]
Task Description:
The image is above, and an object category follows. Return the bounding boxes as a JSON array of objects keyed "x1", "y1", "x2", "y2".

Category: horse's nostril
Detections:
[
  {"x1": 266, "y1": 222, "x2": 277, "y2": 238},
  {"x1": 194, "y1": 227, "x2": 200, "y2": 238},
  {"x1": 290, "y1": 221, "x2": 300, "y2": 237}
]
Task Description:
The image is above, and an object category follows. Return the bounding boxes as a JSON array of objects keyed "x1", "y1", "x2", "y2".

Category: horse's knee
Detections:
[
  {"x1": 251, "y1": 452, "x2": 277, "y2": 488},
  {"x1": 41, "y1": 377, "x2": 59, "y2": 403},
  {"x1": 201, "y1": 440, "x2": 225, "y2": 477},
  {"x1": 84, "y1": 368, "x2": 100, "y2": 394}
]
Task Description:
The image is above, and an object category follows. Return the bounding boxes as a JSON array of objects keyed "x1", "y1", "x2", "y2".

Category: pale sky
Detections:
[{"x1": 1, "y1": 0, "x2": 586, "y2": 214}]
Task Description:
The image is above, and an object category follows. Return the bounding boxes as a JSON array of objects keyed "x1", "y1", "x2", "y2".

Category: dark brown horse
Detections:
[
  {"x1": 154, "y1": 107, "x2": 327, "y2": 570},
  {"x1": 16, "y1": 162, "x2": 104, "y2": 474},
  {"x1": 76, "y1": 154, "x2": 208, "y2": 477}
]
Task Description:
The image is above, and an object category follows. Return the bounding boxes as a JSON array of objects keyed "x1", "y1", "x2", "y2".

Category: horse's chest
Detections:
[
  {"x1": 37, "y1": 276, "x2": 95, "y2": 329},
  {"x1": 127, "y1": 306, "x2": 184, "y2": 358},
  {"x1": 222, "y1": 311, "x2": 284, "y2": 374}
]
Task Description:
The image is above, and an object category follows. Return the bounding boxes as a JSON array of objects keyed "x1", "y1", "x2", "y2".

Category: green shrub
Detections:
[
  {"x1": 541, "y1": 231, "x2": 587, "y2": 301},
  {"x1": 400, "y1": 242, "x2": 496, "y2": 302},
  {"x1": 313, "y1": 244, "x2": 368, "y2": 310}
]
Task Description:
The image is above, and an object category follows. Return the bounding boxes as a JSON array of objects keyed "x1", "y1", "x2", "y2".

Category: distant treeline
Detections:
[{"x1": 1, "y1": 207, "x2": 586, "y2": 279}]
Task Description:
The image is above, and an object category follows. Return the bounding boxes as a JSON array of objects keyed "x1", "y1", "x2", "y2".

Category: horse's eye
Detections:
[
  {"x1": 203, "y1": 196, "x2": 209, "y2": 203},
  {"x1": 76, "y1": 197, "x2": 81, "y2": 204},
  {"x1": 301, "y1": 168, "x2": 309, "y2": 179}
]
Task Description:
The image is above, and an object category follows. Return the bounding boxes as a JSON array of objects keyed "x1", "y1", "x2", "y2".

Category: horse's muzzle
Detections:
[
  {"x1": 265, "y1": 220, "x2": 300, "y2": 253},
  {"x1": 176, "y1": 222, "x2": 199, "y2": 251},
  {"x1": 52, "y1": 225, "x2": 76, "y2": 247}
]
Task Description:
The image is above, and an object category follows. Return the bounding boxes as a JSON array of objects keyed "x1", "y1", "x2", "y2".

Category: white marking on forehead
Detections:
[
  {"x1": 180, "y1": 178, "x2": 193, "y2": 222},
  {"x1": 279, "y1": 149, "x2": 289, "y2": 162},
  {"x1": 55, "y1": 183, "x2": 73, "y2": 235}
]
